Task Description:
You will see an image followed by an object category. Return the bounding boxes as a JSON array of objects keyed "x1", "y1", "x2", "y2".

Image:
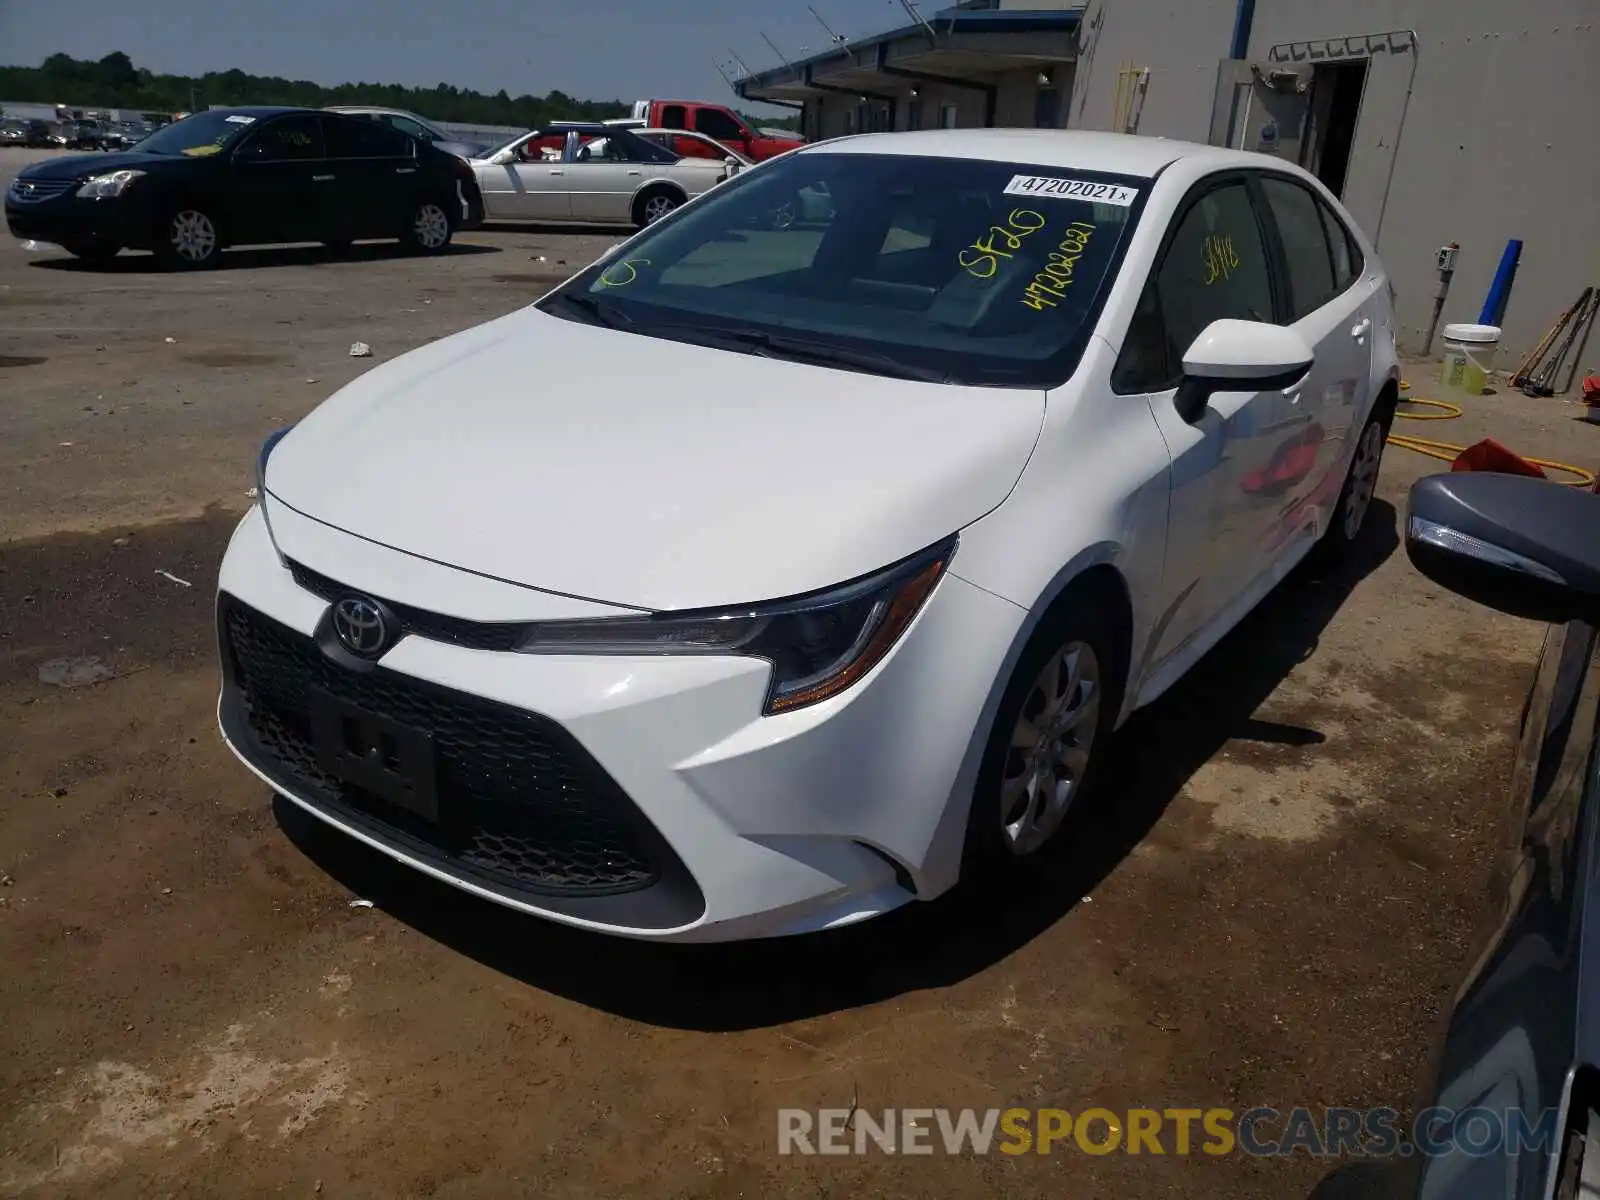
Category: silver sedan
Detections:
[{"x1": 469, "y1": 122, "x2": 733, "y2": 229}]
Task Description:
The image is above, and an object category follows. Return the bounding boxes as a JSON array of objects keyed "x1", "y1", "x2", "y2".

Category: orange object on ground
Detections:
[{"x1": 1450, "y1": 438, "x2": 1548, "y2": 479}]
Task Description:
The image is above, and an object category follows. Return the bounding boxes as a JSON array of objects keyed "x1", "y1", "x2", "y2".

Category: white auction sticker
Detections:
[
  {"x1": 1003, "y1": 175, "x2": 1139, "y2": 206},
  {"x1": 224, "y1": 114, "x2": 256, "y2": 124}
]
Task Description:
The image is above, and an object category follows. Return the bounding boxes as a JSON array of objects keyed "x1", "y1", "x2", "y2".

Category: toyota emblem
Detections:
[{"x1": 333, "y1": 596, "x2": 389, "y2": 658}]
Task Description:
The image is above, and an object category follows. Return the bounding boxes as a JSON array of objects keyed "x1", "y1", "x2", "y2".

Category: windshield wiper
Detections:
[
  {"x1": 543, "y1": 291, "x2": 634, "y2": 330},
  {"x1": 666, "y1": 327, "x2": 955, "y2": 384}
]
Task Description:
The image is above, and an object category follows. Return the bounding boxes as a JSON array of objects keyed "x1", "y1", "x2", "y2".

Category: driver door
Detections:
[
  {"x1": 230, "y1": 113, "x2": 330, "y2": 244},
  {"x1": 481, "y1": 130, "x2": 571, "y2": 221},
  {"x1": 1112, "y1": 175, "x2": 1297, "y2": 670}
]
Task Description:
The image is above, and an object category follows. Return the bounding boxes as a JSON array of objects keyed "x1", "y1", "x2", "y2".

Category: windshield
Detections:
[
  {"x1": 135, "y1": 110, "x2": 260, "y2": 157},
  {"x1": 538, "y1": 151, "x2": 1147, "y2": 387}
]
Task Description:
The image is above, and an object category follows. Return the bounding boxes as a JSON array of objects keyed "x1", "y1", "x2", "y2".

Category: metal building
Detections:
[
  {"x1": 735, "y1": 0, "x2": 1083, "y2": 139},
  {"x1": 736, "y1": 0, "x2": 1599, "y2": 364}
]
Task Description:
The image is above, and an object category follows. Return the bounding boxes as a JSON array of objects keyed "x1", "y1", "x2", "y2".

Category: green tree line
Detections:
[{"x1": 0, "y1": 52, "x2": 797, "y2": 131}]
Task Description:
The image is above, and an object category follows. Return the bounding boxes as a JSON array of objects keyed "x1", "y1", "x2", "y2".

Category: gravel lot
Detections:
[{"x1": 3, "y1": 145, "x2": 1599, "y2": 1198}]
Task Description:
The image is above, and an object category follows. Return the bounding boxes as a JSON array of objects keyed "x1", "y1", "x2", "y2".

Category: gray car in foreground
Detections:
[{"x1": 1405, "y1": 471, "x2": 1600, "y2": 1200}]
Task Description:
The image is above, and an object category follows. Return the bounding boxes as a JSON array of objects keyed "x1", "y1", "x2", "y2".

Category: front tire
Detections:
[
  {"x1": 154, "y1": 206, "x2": 221, "y2": 269},
  {"x1": 963, "y1": 595, "x2": 1122, "y2": 878},
  {"x1": 1320, "y1": 410, "x2": 1389, "y2": 556},
  {"x1": 401, "y1": 198, "x2": 453, "y2": 254}
]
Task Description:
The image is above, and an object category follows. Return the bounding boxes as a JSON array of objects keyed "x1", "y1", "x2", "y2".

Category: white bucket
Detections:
[{"x1": 1441, "y1": 323, "x2": 1502, "y2": 395}]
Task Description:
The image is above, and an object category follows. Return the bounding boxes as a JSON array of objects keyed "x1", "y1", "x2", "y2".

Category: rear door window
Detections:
[
  {"x1": 1316, "y1": 197, "x2": 1364, "y2": 291},
  {"x1": 324, "y1": 116, "x2": 412, "y2": 159}
]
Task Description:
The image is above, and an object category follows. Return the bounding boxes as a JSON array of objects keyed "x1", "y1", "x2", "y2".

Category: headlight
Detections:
[
  {"x1": 515, "y1": 537, "x2": 956, "y2": 715},
  {"x1": 76, "y1": 170, "x2": 144, "y2": 199}
]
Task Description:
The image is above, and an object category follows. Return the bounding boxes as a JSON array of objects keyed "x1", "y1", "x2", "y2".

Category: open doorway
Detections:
[{"x1": 1302, "y1": 59, "x2": 1368, "y2": 197}]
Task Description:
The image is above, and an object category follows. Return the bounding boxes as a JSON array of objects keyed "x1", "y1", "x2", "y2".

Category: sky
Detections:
[{"x1": 0, "y1": 0, "x2": 929, "y2": 116}]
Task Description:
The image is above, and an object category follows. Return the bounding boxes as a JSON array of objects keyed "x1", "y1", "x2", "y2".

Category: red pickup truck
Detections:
[{"x1": 628, "y1": 100, "x2": 802, "y2": 162}]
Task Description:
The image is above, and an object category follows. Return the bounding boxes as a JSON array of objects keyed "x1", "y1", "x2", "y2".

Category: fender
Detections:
[{"x1": 918, "y1": 540, "x2": 1132, "y2": 896}]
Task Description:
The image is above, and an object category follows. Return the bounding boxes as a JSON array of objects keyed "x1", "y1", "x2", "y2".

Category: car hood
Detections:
[
  {"x1": 20, "y1": 151, "x2": 175, "y2": 180},
  {"x1": 264, "y1": 307, "x2": 1045, "y2": 611}
]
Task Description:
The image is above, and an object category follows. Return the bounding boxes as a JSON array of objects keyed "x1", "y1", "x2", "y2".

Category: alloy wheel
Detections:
[
  {"x1": 643, "y1": 194, "x2": 678, "y2": 224},
  {"x1": 1343, "y1": 421, "x2": 1385, "y2": 541},
  {"x1": 169, "y1": 210, "x2": 216, "y2": 264},
  {"x1": 413, "y1": 203, "x2": 450, "y2": 250},
  {"x1": 1001, "y1": 640, "x2": 1101, "y2": 856}
]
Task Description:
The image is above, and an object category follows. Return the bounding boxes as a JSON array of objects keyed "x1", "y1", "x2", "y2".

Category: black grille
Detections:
[
  {"x1": 287, "y1": 559, "x2": 529, "y2": 652},
  {"x1": 8, "y1": 178, "x2": 73, "y2": 202},
  {"x1": 222, "y1": 596, "x2": 665, "y2": 896}
]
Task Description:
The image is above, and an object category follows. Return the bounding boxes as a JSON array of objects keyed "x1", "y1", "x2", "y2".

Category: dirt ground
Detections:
[{"x1": 3, "y1": 146, "x2": 1600, "y2": 1198}]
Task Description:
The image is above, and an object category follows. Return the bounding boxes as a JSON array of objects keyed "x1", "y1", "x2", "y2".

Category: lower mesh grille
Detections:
[{"x1": 221, "y1": 596, "x2": 664, "y2": 895}]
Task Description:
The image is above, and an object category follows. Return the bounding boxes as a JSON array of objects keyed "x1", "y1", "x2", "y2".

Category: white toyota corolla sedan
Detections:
[{"x1": 219, "y1": 129, "x2": 1399, "y2": 942}]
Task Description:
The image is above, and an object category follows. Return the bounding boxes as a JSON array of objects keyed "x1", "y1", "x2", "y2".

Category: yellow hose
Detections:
[{"x1": 1390, "y1": 381, "x2": 1595, "y2": 488}]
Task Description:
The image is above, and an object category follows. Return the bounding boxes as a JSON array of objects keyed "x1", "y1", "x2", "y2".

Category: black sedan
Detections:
[
  {"x1": 1405, "y1": 471, "x2": 1600, "y2": 1198},
  {"x1": 4, "y1": 106, "x2": 485, "y2": 268}
]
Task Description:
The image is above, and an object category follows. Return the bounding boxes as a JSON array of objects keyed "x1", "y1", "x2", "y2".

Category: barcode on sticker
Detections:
[{"x1": 1003, "y1": 175, "x2": 1139, "y2": 206}]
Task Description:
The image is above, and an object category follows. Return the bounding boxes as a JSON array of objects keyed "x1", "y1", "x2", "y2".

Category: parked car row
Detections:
[
  {"x1": 1, "y1": 116, "x2": 159, "y2": 151},
  {"x1": 0, "y1": 118, "x2": 57, "y2": 148},
  {"x1": 3, "y1": 102, "x2": 776, "y2": 267}
]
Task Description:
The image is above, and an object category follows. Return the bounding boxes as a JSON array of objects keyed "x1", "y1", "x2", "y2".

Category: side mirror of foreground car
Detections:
[
  {"x1": 1406, "y1": 472, "x2": 1600, "y2": 624},
  {"x1": 1174, "y1": 318, "x2": 1314, "y2": 424}
]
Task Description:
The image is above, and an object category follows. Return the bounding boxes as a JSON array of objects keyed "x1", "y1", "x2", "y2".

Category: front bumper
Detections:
[
  {"x1": 217, "y1": 505, "x2": 1025, "y2": 942},
  {"x1": 5, "y1": 190, "x2": 150, "y2": 250}
]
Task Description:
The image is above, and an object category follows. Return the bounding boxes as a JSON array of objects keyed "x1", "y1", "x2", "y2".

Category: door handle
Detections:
[
  {"x1": 395, "y1": 167, "x2": 416, "y2": 175},
  {"x1": 549, "y1": 169, "x2": 564, "y2": 176},
  {"x1": 311, "y1": 174, "x2": 335, "y2": 182},
  {"x1": 1350, "y1": 318, "x2": 1371, "y2": 339},
  {"x1": 627, "y1": 169, "x2": 641, "y2": 176}
]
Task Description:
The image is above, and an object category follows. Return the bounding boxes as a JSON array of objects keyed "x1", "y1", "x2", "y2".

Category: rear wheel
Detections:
[
  {"x1": 401, "y1": 198, "x2": 452, "y2": 253},
  {"x1": 1319, "y1": 409, "x2": 1389, "y2": 557},
  {"x1": 154, "y1": 207, "x2": 221, "y2": 269},
  {"x1": 633, "y1": 188, "x2": 682, "y2": 229}
]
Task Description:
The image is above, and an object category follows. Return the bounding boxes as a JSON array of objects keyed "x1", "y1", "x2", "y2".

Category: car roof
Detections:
[
  {"x1": 203, "y1": 105, "x2": 315, "y2": 119},
  {"x1": 799, "y1": 129, "x2": 1268, "y2": 179}
]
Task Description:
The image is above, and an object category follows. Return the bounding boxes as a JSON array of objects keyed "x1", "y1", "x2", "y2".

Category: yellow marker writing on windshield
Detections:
[
  {"x1": 597, "y1": 259, "x2": 651, "y2": 288},
  {"x1": 1022, "y1": 222, "x2": 1095, "y2": 311},
  {"x1": 959, "y1": 209, "x2": 1046, "y2": 279}
]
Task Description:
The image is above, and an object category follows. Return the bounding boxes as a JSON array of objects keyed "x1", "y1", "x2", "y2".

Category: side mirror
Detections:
[
  {"x1": 1405, "y1": 473, "x2": 1600, "y2": 624},
  {"x1": 1173, "y1": 319, "x2": 1313, "y2": 423},
  {"x1": 724, "y1": 155, "x2": 742, "y2": 176},
  {"x1": 490, "y1": 149, "x2": 514, "y2": 165}
]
